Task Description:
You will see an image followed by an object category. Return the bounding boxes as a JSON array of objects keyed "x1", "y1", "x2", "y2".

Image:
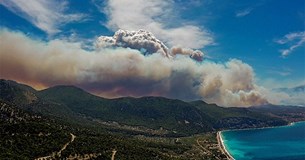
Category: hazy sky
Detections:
[{"x1": 0, "y1": 0, "x2": 304, "y2": 107}]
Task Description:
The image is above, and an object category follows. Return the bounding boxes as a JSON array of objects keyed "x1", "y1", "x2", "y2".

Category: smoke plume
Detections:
[
  {"x1": 96, "y1": 29, "x2": 204, "y2": 61},
  {"x1": 0, "y1": 29, "x2": 269, "y2": 107}
]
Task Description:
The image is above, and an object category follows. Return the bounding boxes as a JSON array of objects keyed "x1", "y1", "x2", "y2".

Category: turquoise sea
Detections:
[{"x1": 221, "y1": 121, "x2": 305, "y2": 160}]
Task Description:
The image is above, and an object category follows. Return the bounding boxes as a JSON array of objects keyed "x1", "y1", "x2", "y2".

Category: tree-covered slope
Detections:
[
  {"x1": 1, "y1": 79, "x2": 305, "y2": 159},
  {"x1": 0, "y1": 99, "x2": 70, "y2": 159},
  {"x1": 191, "y1": 100, "x2": 287, "y2": 129},
  {"x1": 1, "y1": 79, "x2": 302, "y2": 136},
  {"x1": 0, "y1": 100, "x2": 186, "y2": 160},
  {"x1": 38, "y1": 86, "x2": 213, "y2": 134},
  {"x1": 0, "y1": 79, "x2": 37, "y2": 106}
]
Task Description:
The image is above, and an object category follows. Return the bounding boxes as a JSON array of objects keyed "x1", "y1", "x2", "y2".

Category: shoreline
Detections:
[
  {"x1": 217, "y1": 131, "x2": 234, "y2": 160},
  {"x1": 217, "y1": 121, "x2": 305, "y2": 160},
  {"x1": 220, "y1": 121, "x2": 304, "y2": 133}
]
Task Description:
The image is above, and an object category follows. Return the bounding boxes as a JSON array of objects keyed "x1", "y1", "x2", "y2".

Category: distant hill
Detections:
[
  {"x1": 272, "y1": 84, "x2": 305, "y2": 106},
  {"x1": 1, "y1": 79, "x2": 304, "y2": 136},
  {"x1": 274, "y1": 85, "x2": 305, "y2": 93},
  {"x1": 0, "y1": 79, "x2": 37, "y2": 106},
  {"x1": 38, "y1": 86, "x2": 213, "y2": 134},
  {"x1": 250, "y1": 104, "x2": 305, "y2": 122},
  {"x1": 191, "y1": 101, "x2": 287, "y2": 129}
]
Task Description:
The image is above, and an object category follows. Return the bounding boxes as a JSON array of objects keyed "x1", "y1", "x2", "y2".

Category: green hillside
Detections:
[
  {"x1": 192, "y1": 101, "x2": 287, "y2": 129},
  {"x1": 1, "y1": 79, "x2": 302, "y2": 136},
  {"x1": 1, "y1": 79, "x2": 305, "y2": 159},
  {"x1": 0, "y1": 99, "x2": 70, "y2": 159},
  {"x1": 0, "y1": 99, "x2": 187, "y2": 159},
  {"x1": 250, "y1": 104, "x2": 305, "y2": 122},
  {"x1": 37, "y1": 85, "x2": 290, "y2": 135},
  {"x1": 0, "y1": 79, "x2": 37, "y2": 106},
  {"x1": 38, "y1": 86, "x2": 213, "y2": 134}
]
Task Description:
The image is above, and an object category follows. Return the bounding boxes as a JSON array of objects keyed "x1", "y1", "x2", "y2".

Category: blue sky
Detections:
[
  {"x1": 0, "y1": 0, "x2": 304, "y2": 106},
  {"x1": 176, "y1": 0, "x2": 305, "y2": 87},
  {"x1": 1, "y1": 0, "x2": 303, "y2": 88}
]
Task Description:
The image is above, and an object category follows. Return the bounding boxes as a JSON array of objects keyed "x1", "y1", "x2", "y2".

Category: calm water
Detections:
[{"x1": 221, "y1": 121, "x2": 305, "y2": 160}]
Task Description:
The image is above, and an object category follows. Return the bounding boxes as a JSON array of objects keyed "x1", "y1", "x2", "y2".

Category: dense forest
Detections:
[{"x1": 1, "y1": 79, "x2": 304, "y2": 159}]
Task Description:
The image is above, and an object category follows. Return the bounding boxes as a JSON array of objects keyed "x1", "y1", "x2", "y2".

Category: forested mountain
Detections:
[
  {"x1": 1, "y1": 79, "x2": 296, "y2": 136},
  {"x1": 1, "y1": 79, "x2": 304, "y2": 159}
]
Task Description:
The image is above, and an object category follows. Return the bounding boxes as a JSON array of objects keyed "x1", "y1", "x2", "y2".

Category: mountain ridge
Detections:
[
  {"x1": 2, "y1": 79, "x2": 302, "y2": 136},
  {"x1": 1, "y1": 78, "x2": 305, "y2": 159}
]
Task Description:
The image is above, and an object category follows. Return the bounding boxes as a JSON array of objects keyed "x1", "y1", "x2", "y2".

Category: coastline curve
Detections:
[{"x1": 217, "y1": 131, "x2": 235, "y2": 160}]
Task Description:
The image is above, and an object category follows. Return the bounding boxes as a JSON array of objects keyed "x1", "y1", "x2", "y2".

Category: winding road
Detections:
[
  {"x1": 35, "y1": 133, "x2": 76, "y2": 160},
  {"x1": 111, "y1": 149, "x2": 117, "y2": 160}
]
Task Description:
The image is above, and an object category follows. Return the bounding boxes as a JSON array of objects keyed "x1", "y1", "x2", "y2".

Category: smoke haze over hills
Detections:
[{"x1": 0, "y1": 29, "x2": 303, "y2": 107}]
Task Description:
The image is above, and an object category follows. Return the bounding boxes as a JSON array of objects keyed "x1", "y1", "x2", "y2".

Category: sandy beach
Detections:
[{"x1": 217, "y1": 131, "x2": 235, "y2": 160}]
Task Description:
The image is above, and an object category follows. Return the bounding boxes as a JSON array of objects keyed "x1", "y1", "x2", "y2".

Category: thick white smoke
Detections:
[
  {"x1": 0, "y1": 29, "x2": 270, "y2": 107},
  {"x1": 96, "y1": 29, "x2": 204, "y2": 61}
]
